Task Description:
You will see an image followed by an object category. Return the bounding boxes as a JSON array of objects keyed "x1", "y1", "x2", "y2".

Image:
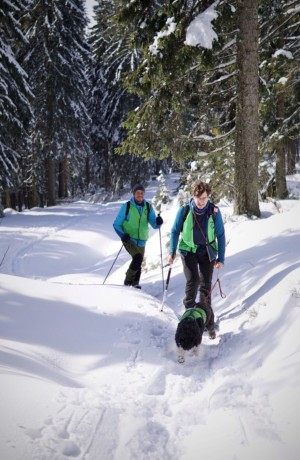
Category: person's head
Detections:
[
  {"x1": 192, "y1": 181, "x2": 211, "y2": 209},
  {"x1": 132, "y1": 183, "x2": 145, "y2": 204}
]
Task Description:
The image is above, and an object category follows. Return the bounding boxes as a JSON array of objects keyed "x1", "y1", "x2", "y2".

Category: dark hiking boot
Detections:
[{"x1": 124, "y1": 280, "x2": 133, "y2": 286}]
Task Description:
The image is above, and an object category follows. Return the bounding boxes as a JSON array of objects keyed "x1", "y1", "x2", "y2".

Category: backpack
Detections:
[{"x1": 125, "y1": 200, "x2": 150, "y2": 219}]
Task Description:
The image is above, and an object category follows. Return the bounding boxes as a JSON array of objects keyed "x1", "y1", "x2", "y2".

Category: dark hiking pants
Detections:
[
  {"x1": 123, "y1": 240, "x2": 145, "y2": 285},
  {"x1": 181, "y1": 252, "x2": 215, "y2": 329}
]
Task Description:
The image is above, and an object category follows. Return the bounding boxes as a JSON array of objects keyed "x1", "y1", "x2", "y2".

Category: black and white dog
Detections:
[{"x1": 175, "y1": 302, "x2": 212, "y2": 363}]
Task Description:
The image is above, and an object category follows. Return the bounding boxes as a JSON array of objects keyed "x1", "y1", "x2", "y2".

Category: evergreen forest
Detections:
[{"x1": 1, "y1": 0, "x2": 299, "y2": 216}]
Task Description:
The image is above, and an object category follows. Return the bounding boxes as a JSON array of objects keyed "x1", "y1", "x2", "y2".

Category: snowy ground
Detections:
[{"x1": 0, "y1": 173, "x2": 300, "y2": 460}]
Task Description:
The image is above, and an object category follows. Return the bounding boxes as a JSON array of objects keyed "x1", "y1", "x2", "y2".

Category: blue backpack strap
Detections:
[
  {"x1": 180, "y1": 203, "x2": 190, "y2": 231},
  {"x1": 145, "y1": 201, "x2": 150, "y2": 216},
  {"x1": 209, "y1": 202, "x2": 217, "y2": 219},
  {"x1": 125, "y1": 201, "x2": 131, "y2": 218}
]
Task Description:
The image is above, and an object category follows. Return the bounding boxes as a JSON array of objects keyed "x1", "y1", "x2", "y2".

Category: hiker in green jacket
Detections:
[
  {"x1": 113, "y1": 184, "x2": 163, "y2": 288},
  {"x1": 168, "y1": 181, "x2": 226, "y2": 338}
]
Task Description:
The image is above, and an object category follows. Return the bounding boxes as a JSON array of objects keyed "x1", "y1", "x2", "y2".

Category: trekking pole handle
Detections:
[{"x1": 165, "y1": 266, "x2": 172, "y2": 289}]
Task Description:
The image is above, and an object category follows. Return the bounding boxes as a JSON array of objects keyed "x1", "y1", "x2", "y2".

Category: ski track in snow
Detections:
[{"x1": 10, "y1": 203, "x2": 103, "y2": 278}]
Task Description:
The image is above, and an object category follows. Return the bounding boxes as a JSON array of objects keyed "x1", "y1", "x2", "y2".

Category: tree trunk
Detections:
[
  {"x1": 103, "y1": 142, "x2": 112, "y2": 191},
  {"x1": 234, "y1": 0, "x2": 260, "y2": 217},
  {"x1": 273, "y1": 62, "x2": 289, "y2": 199},
  {"x1": 46, "y1": 157, "x2": 56, "y2": 206},
  {"x1": 287, "y1": 139, "x2": 297, "y2": 175},
  {"x1": 58, "y1": 158, "x2": 68, "y2": 198},
  {"x1": 85, "y1": 155, "x2": 90, "y2": 187},
  {"x1": 4, "y1": 189, "x2": 12, "y2": 209},
  {"x1": 17, "y1": 190, "x2": 23, "y2": 212},
  {"x1": 63, "y1": 158, "x2": 68, "y2": 197},
  {"x1": 275, "y1": 140, "x2": 288, "y2": 199},
  {"x1": 30, "y1": 179, "x2": 43, "y2": 208},
  {"x1": 58, "y1": 161, "x2": 64, "y2": 198}
]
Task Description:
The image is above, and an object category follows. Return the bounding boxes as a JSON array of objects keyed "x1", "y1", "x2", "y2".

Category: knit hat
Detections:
[{"x1": 132, "y1": 183, "x2": 145, "y2": 194}]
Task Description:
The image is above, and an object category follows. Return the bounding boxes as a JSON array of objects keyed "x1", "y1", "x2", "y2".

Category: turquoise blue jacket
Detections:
[
  {"x1": 169, "y1": 199, "x2": 226, "y2": 264},
  {"x1": 113, "y1": 198, "x2": 158, "y2": 247}
]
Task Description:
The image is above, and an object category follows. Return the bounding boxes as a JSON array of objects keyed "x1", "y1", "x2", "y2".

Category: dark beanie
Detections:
[{"x1": 133, "y1": 183, "x2": 145, "y2": 194}]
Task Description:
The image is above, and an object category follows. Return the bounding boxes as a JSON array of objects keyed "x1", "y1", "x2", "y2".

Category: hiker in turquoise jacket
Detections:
[
  {"x1": 168, "y1": 181, "x2": 225, "y2": 338},
  {"x1": 113, "y1": 183, "x2": 163, "y2": 288}
]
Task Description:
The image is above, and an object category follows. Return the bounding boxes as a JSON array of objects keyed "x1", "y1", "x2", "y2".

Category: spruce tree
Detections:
[
  {"x1": 22, "y1": 0, "x2": 91, "y2": 206},
  {"x1": 114, "y1": 0, "x2": 209, "y2": 161},
  {"x1": 89, "y1": 0, "x2": 157, "y2": 194},
  {"x1": 0, "y1": 0, "x2": 32, "y2": 204},
  {"x1": 259, "y1": 0, "x2": 300, "y2": 199},
  {"x1": 114, "y1": 0, "x2": 238, "y2": 199},
  {"x1": 234, "y1": 0, "x2": 260, "y2": 216}
]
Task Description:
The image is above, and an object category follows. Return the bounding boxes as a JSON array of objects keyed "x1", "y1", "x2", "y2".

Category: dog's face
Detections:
[{"x1": 175, "y1": 317, "x2": 202, "y2": 351}]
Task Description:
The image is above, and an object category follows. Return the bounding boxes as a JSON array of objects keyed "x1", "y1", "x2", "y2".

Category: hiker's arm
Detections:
[
  {"x1": 148, "y1": 204, "x2": 160, "y2": 229},
  {"x1": 214, "y1": 210, "x2": 226, "y2": 265},
  {"x1": 168, "y1": 207, "x2": 184, "y2": 263},
  {"x1": 113, "y1": 203, "x2": 127, "y2": 238}
]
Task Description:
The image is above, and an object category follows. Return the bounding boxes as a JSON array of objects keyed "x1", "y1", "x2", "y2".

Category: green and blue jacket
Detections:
[
  {"x1": 169, "y1": 199, "x2": 225, "y2": 264},
  {"x1": 113, "y1": 198, "x2": 159, "y2": 247}
]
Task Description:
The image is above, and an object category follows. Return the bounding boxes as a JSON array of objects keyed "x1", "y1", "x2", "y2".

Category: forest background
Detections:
[{"x1": 1, "y1": 0, "x2": 299, "y2": 215}]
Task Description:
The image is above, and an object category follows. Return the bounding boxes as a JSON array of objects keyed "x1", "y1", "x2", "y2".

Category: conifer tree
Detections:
[
  {"x1": 0, "y1": 0, "x2": 32, "y2": 204},
  {"x1": 114, "y1": 0, "x2": 300, "y2": 208},
  {"x1": 234, "y1": 0, "x2": 260, "y2": 216},
  {"x1": 114, "y1": 0, "x2": 238, "y2": 198},
  {"x1": 114, "y1": 0, "x2": 209, "y2": 160},
  {"x1": 89, "y1": 0, "x2": 157, "y2": 194},
  {"x1": 187, "y1": 0, "x2": 300, "y2": 204},
  {"x1": 259, "y1": 0, "x2": 300, "y2": 199},
  {"x1": 22, "y1": 0, "x2": 91, "y2": 206}
]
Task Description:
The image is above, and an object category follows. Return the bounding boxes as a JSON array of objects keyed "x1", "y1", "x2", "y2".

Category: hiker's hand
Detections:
[
  {"x1": 215, "y1": 260, "x2": 224, "y2": 269},
  {"x1": 121, "y1": 233, "x2": 130, "y2": 243},
  {"x1": 168, "y1": 253, "x2": 176, "y2": 264},
  {"x1": 156, "y1": 215, "x2": 163, "y2": 226}
]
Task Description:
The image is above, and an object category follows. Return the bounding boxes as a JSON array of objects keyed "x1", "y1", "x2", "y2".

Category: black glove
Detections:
[
  {"x1": 156, "y1": 215, "x2": 163, "y2": 226},
  {"x1": 121, "y1": 233, "x2": 130, "y2": 243}
]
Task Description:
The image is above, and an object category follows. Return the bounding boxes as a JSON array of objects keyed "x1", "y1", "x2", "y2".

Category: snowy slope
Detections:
[{"x1": 0, "y1": 174, "x2": 300, "y2": 460}]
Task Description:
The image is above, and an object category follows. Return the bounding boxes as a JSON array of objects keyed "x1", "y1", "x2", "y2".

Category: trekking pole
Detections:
[
  {"x1": 160, "y1": 265, "x2": 172, "y2": 312},
  {"x1": 102, "y1": 244, "x2": 123, "y2": 285},
  {"x1": 158, "y1": 213, "x2": 165, "y2": 292},
  {"x1": 0, "y1": 245, "x2": 9, "y2": 268}
]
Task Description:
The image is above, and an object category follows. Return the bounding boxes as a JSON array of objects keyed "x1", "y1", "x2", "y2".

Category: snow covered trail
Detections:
[
  {"x1": 1, "y1": 184, "x2": 300, "y2": 459},
  {"x1": 0, "y1": 201, "x2": 123, "y2": 280},
  {"x1": 2, "y1": 266, "x2": 298, "y2": 460},
  {"x1": 1, "y1": 273, "x2": 221, "y2": 460},
  {"x1": 0, "y1": 275, "x2": 218, "y2": 460},
  {"x1": 0, "y1": 175, "x2": 177, "y2": 286}
]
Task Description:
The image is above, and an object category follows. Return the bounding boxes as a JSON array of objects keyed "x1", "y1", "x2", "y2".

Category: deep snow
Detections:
[{"x1": 1, "y1": 173, "x2": 300, "y2": 460}]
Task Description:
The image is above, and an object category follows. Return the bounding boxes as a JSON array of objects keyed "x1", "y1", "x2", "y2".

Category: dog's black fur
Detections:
[{"x1": 175, "y1": 302, "x2": 211, "y2": 362}]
